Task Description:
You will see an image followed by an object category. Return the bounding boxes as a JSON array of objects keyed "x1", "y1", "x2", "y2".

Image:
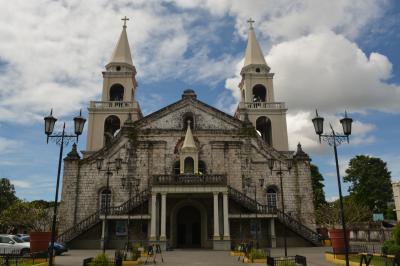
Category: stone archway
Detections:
[{"x1": 169, "y1": 199, "x2": 208, "y2": 249}]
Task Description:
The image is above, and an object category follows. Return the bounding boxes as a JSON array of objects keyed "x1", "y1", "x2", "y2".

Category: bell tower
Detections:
[
  {"x1": 86, "y1": 17, "x2": 142, "y2": 152},
  {"x1": 235, "y1": 19, "x2": 289, "y2": 151}
]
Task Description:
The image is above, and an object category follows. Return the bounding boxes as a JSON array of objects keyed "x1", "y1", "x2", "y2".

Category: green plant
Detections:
[
  {"x1": 131, "y1": 243, "x2": 141, "y2": 261},
  {"x1": 382, "y1": 224, "x2": 400, "y2": 255},
  {"x1": 89, "y1": 253, "x2": 112, "y2": 266},
  {"x1": 248, "y1": 248, "x2": 266, "y2": 260}
]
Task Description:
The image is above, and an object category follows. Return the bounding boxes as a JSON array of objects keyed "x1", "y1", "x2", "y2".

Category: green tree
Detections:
[
  {"x1": 315, "y1": 196, "x2": 372, "y2": 228},
  {"x1": 0, "y1": 201, "x2": 52, "y2": 232},
  {"x1": 310, "y1": 164, "x2": 326, "y2": 209},
  {"x1": 344, "y1": 155, "x2": 393, "y2": 214},
  {"x1": 0, "y1": 178, "x2": 18, "y2": 214}
]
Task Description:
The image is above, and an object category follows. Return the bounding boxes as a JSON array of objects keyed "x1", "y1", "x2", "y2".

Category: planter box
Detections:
[
  {"x1": 230, "y1": 251, "x2": 245, "y2": 256},
  {"x1": 243, "y1": 257, "x2": 266, "y2": 263},
  {"x1": 123, "y1": 260, "x2": 142, "y2": 265},
  {"x1": 30, "y1": 232, "x2": 51, "y2": 253}
]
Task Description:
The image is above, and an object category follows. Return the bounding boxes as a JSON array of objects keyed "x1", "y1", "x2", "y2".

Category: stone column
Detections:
[
  {"x1": 150, "y1": 194, "x2": 157, "y2": 240},
  {"x1": 223, "y1": 192, "x2": 230, "y2": 240},
  {"x1": 270, "y1": 218, "x2": 277, "y2": 248},
  {"x1": 160, "y1": 193, "x2": 167, "y2": 240},
  {"x1": 213, "y1": 192, "x2": 220, "y2": 239}
]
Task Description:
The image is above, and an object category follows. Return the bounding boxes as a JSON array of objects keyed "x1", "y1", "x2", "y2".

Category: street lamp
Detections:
[
  {"x1": 43, "y1": 109, "x2": 86, "y2": 266},
  {"x1": 244, "y1": 177, "x2": 264, "y2": 249},
  {"x1": 121, "y1": 176, "x2": 139, "y2": 251},
  {"x1": 96, "y1": 156, "x2": 123, "y2": 253},
  {"x1": 268, "y1": 158, "x2": 292, "y2": 257},
  {"x1": 312, "y1": 110, "x2": 353, "y2": 266}
]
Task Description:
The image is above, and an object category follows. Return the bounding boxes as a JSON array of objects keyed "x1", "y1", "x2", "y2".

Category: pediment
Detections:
[{"x1": 134, "y1": 98, "x2": 243, "y2": 131}]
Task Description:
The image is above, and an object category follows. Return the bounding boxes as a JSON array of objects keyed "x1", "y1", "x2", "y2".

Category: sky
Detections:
[{"x1": 0, "y1": 0, "x2": 399, "y2": 202}]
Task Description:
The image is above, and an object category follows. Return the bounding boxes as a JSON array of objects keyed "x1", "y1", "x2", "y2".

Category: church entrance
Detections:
[{"x1": 176, "y1": 206, "x2": 201, "y2": 248}]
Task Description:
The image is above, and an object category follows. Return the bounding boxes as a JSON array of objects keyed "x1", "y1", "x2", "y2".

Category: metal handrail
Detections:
[
  {"x1": 57, "y1": 189, "x2": 150, "y2": 244},
  {"x1": 227, "y1": 185, "x2": 321, "y2": 246}
]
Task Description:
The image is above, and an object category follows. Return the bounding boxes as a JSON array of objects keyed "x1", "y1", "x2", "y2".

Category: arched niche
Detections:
[
  {"x1": 252, "y1": 84, "x2": 267, "y2": 102},
  {"x1": 183, "y1": 112, "x2": 194, "y2": 130},
  {"x1": 198, "y1": 161, "x2": 206, "y2": 175},
  {"x1": 256, "y1": 116, "x2": 272, "y2": 146},
  {"x1": 104, "y1": 115, "x2": 121, "y2": 146},
  {"x1": 109, "y1": 84, "x2": 124, "y2": 101},
  {"x1": 184, "y1": 157, "x2": 194, "y2": 174}
]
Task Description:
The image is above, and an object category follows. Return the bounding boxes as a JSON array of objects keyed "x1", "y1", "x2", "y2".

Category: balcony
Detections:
[
  {"x1": 89, "y1": 101, "x2": 138, "y2": 109},
  {"x1": 239, "y1": 102, "x2": 286, "y2": 110},
  {"x1": 152, "y1": 174, "x2": 227, "y2": 186}
]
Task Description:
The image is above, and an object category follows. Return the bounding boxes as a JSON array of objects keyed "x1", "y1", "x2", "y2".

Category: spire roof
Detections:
[
  {"x1": 182, "y1": 122, "x2": 197, "y2": 151},
  {"x1": 243, "y1": 19, "x2": 267, "y2": 67},
  {"x1": 109, "y1": 24, "x2": 133, "y2": 66}
]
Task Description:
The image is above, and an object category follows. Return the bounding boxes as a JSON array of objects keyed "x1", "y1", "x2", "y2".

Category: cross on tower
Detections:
[
  {"x1": 247, "y1": 18, "x2": 255, "y2": 29},
  {"x1": 121, "y1": 16, "x2": 130, "y2": 27}
]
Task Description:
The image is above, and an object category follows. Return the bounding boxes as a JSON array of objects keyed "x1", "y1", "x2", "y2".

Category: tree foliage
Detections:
[
  {"x1": 315, "y1": 196, "x2": 372, "y2": 228},
  {"x1": 344, "y1": 155, "x2": 393, "y2": 214},
  {"x1": 0, "y1": 178, "x2": 18, "y2": 214},
  {"x1": 310, "y1": 164, "x2": 326, "y2": 209},
  {"x1": 0, "y1": 201, "x2": 52, "y2": 232}
]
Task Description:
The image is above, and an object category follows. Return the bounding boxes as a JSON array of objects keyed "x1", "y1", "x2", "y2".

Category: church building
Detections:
[{"x1": 58, "y1": 19, "x2": 319, "y2": 250}]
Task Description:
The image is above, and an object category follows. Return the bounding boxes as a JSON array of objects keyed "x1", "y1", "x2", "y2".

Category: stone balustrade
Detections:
[
  {"x1": 152, "y1": 174, "x2": 227, "y2": 186},
  {"x1": 239, "y1": 102, "x2": 286, "y2": 109}
]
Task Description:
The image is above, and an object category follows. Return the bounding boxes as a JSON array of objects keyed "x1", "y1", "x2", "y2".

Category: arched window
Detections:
[
  {"x1": 198, "y1": 161, "x2": 206, "y2": 175},
  {"x1": 100, "y1": 189, "x2": 111, "y2": 212},
  {"x1": 104, "y1": 115, "x2": 121, "y2": 146},
  {"x1": 252, "y1": 84, "x2": 266, "y2": 102},
  {"x1": 173, "y1": 161, "x2": 180, "y2": 175},
  {"x1": 256, "y1": 116, "x2": 272, "y2": 146},
  {"x1": 183, "y1": 112, "x2": 194, "y2": 130},
  {"x1": 109, "y1": 84, "x2": 124, "y2": 101},
  {"x1": 184, "y1": 157, "x2": 194, "y2": 174},
  {"x1": 266, "y1": 187, "x2": 277, "y2": 209}
]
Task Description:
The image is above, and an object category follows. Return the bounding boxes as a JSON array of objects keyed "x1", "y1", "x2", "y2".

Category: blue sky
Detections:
[{"x1": 0, "y1": 0, "x2": 399, "y2": 202}]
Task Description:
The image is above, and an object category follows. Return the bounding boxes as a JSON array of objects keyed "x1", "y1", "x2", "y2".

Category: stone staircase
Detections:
[
  {"x1": 228, "y1": 186, "x2": 321, "y2": 246},
  {"x1": 57, "y1": 189, "x2": 150, "y2": 244}
]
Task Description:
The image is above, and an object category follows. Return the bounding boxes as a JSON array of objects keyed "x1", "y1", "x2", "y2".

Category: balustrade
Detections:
[{"x1": 152, "y1": 174, "x2": 227, "y2": 186}]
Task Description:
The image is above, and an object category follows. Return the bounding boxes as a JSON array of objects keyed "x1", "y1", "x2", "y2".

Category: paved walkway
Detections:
[{"x1": 55, "y1": 247, "x2": 334, "y2": 266}]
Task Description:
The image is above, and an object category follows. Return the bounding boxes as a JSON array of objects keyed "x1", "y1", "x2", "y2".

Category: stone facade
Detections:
[{"x1": 58, "y1": 21, "x2": 317, "y2": 250}]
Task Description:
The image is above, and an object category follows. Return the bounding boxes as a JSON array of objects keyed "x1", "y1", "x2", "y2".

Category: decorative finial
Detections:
[
  {"x1": 247, "y1": 18, "x2": 255, "y2": 29},
  {"x1": 121, "y1": 16, "x2": 130, "y2": 28}
]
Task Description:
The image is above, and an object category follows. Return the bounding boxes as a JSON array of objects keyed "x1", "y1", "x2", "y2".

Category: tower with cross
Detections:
[
  {"x1": 235, "y1": 19, "x2": 289, "y2": 151},
  {"x1": 86, "y1": 17, "x2": 142, "y2": 152}
]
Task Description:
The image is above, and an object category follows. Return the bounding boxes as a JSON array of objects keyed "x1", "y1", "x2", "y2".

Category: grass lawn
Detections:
[{"x1": 348, "y1": 254, "x2": 394, "y2": 266}]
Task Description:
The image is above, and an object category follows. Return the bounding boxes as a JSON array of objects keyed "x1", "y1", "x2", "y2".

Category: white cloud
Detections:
[
  {"x1": 169, "y1": 0, "x2": 387, "y2": 41},
  {"x1": 11, "y1": 180, "x2": 31, "y2": 189},
  {"x1": 0, "y1": 0, "x2": 237, "y2": 124},
  {"x1": 0, "y1": 136, "x2": 22, "y2": 154}
]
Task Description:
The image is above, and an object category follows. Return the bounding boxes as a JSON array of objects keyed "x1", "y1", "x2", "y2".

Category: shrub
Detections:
[
  {"x1": 131, "y1": 243, "x2": 141, "y2": 261},
  {"x1": 382, "y1": 240, "x2": 400, "y2": 255},
  {"x1": 248, "y1": 248, "x2": 266, "y2": 260},
  {"x1": 89, "y1": 253, "x2": 112, "y2": 266}
]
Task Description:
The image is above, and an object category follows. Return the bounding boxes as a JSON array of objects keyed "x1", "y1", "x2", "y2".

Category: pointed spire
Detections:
[
  {"x1": 182, "y1": 121, "x2": 197, "y2": 151},
  {"x1": 109, "y1": 17, "x2": 133, "y2": 66},
  {"x1": 243, "y1": 18, "x2": 267, "y2": 67}
]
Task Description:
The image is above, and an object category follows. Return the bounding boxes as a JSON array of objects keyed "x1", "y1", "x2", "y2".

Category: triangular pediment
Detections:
[{"x1": 132, "y1": 98, "x2": 244, "y2": 131}]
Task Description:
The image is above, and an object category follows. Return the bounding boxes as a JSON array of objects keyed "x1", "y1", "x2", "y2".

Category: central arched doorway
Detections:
[{"x1": 176, "y1": 206, "x2": 201, "y2": 248}]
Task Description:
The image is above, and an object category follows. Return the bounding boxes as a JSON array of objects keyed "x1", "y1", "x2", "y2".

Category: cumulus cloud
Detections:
[
  {"x1": 0, "y1": 0, "x2": 236, "y2": 124},
  {"x1": 0, "y1": 136, "x2": 22, "y2": 154}
]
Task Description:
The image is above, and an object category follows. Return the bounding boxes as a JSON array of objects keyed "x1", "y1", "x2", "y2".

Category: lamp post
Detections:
[
  {"x1": 268, "y1": 158, "x2": 293, "y2": 257},
  {"x1": 96, "y1": 156, "x2": 123, "y2": 253},
  {"x1": 244, "y1": 177, "x2": 264, "y2": 249},
  {"x1": 44, "y1": 109, "x2": 86, "y2": 266},
  {"x1": 121, "y1": 176, "x2": 139, "y2": 251},
  {"x1": 312, "y1": 110, "x2": 353, "y2": 266}
]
